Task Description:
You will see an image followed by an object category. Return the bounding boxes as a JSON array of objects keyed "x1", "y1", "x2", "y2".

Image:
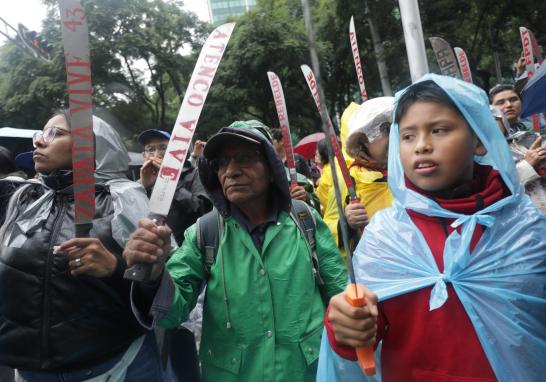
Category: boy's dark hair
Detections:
[
  {"x1": 270, "y1": 128, "x2": 283, "y2": 142},
  {"x1": 488, "y1": 84, "x2": 520, "y2": 103},
  {"x1": 316, "y1": 139, "x2": 329, "y2": 166},
  {"x1": 394, "y1": 80, "x2": 464, "y2": 124}
]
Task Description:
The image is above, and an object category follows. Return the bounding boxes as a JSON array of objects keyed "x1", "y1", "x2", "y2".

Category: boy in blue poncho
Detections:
[{"x1": 319, "y1": 75, "x2": 546, "y2": 382}]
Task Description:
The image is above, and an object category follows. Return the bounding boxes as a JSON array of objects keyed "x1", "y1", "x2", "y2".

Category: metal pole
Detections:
[{"x1": 398, "y1": 0, "x2": 429, "y2": 82}]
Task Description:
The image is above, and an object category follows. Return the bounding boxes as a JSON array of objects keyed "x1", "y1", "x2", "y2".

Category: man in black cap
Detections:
[
  {"x1": 125, "y1": 121, "x2": 347, "y2": 382},
  {"x1": 137, "y1": 129, "x2": 212, "y2": 381},
  {"x1": 138, "y1": 129, "x2": 212, "y2": 244}
]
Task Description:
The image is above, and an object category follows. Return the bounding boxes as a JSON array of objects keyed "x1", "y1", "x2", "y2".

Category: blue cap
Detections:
[
  {"x1": 15, "y1": 151, "x2": 34, "y2": 171},
  {"x1": 137, "y1": 129, "x2": 171, "y2": 146}
]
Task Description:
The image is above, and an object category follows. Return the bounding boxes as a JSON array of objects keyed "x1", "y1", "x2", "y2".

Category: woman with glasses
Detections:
[{"x1": 0, "y1": 110, "x2": 162, "y2": 381}]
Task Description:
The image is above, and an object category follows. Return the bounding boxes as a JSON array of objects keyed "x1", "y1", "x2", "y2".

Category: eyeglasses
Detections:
[
  {"x1": 210, "y1": 150, "x2": 263, "y2": 174},
  {"x1": 33, "y1": 126, "x2": 70, "y2": 148},
  {"x1": 144, "y1": 144, "x2": 168, "y2": 156}
]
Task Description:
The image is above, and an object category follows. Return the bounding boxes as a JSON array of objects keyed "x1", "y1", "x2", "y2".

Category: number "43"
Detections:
[{"x1": 63, "y1": 8, "x2": 85, "y2": 32}]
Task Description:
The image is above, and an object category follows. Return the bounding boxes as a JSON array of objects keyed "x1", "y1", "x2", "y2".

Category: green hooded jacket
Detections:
[
  {"x1": 143, "y1": 121, "x2": 347, "y2": 381},
  {"x1": 161, "y1": 208, "x2": 347, "y2": 381}
]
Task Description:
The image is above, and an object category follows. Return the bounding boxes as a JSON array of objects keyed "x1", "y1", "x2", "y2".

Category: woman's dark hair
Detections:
[
  {"x1": 316, "y1": 139, "x2": 329, "y2": 166},
  {"x1": 52, "y1": 108, "x2": 71, "y2": 129},
  {"x1": 394, "y1": 80, "x2": 463, "y2": 124},
  {"x1": 0, "y1": 146, "x2": 17, "y2": 175}
]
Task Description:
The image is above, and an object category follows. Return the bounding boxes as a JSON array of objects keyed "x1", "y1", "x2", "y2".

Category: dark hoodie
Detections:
[
  {"x1": 326, "y1": 164, "x2": 509, "y2": 381},
  {"x1": 197, "y1": 123, "x2": 292, "y2": 222}
]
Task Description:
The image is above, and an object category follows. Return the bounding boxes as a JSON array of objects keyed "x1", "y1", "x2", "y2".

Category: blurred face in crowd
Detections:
[
  {"x1": 314, "y1": 149, "x2": 322, "y2": 167},
  {"x1": 33, "y1": 114, "x2": 72, "y2": 174},
  {"x1": 491, "y1": 90, "x2": 521, "y2": 125},
  {"x1": 399, "y1": 101, "x2": 486, "y2": 192},
  {"x1": 358, "y1": 125, "x2": 390, "y2": 168},
  {"x1": 142, "y1": 137, "x2": 168, "y2": 165},
  {"x1": 272, "y1": 138, "x2": 285, "y2": 159},
  {"x1": 214, "y1": 140, "x2": 271, "y2": 207}
]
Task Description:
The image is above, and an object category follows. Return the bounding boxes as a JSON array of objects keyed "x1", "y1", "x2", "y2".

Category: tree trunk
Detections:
[{"x1": 367, "y1": 2, "x2": 392, "y2": 96}]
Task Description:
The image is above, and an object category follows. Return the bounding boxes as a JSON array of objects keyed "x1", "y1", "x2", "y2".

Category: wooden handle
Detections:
[{"x1": 345, "y1": 283, "x2": 376, "y2": 376}]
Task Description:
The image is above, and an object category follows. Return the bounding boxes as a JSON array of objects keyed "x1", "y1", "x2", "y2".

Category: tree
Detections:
[
  {"x1": 1, "y1": 0, "x2": 544, "y2": 144},
  {"x1": 0, "y1": 0, "x2": 207, "y2": 144},
  {"x1": 197, "y1": 0, "x2": 328, "y2": 140}
]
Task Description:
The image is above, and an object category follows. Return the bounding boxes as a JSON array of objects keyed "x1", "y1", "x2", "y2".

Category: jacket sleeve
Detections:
[
  {"x1": 324, "y1": 306, "x2": 358, "y2": 361},
  {"x1": 315, "y1": 164, "x2": 331, "y2": 214},
  {"x1": 159, "y1": 224, "x2": 206, "y2": 328},
  {"x1": 130, "y1": 224, "x2": 205, "y2": 329},
  {"x1": 167, "y1": 170, "x2": 212, "y2": 243},
  {"x1": 312, "y1": 208, "x2": 348, "y2": 301},
  {"x1": 516, "y1": 159, "x2": 541, "y2": 185}
]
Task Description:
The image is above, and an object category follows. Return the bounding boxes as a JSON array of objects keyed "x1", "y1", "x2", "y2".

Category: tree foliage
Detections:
[
  {"x1": 0, "y1": 0, "x2": 544, "y2": 145},
  {"x1": 0, "y1": 0, "x2": 207, "y2": 147}
]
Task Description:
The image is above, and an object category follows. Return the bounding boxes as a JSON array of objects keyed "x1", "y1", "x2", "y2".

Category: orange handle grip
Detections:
[{"x1": 345, "y1": 283, "x2": 376, "y2": 376}]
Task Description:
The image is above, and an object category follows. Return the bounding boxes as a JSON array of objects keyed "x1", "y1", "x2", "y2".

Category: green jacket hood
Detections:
[{"x1": 198, "y1": 121, "x2": 291, "y2": 216}]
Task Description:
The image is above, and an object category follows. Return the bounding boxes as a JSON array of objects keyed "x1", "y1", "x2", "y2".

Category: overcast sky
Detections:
[{"x1": 0, "y1": 0, "x2": 210, "y2": 43}]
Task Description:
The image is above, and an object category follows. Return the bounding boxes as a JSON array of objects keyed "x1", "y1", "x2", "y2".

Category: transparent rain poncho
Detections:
[
  {"x1": 317, "y1": 74, "x2": 546, "y2": 382},
  {"x1": 1, "y1": 116, "x2": 149, "y2": 247}
]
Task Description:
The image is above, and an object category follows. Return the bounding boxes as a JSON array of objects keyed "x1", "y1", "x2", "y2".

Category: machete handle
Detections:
[
  {"x1": 345, "y1": 283, "x2": 376, "y2": 376},
  {"x1": 123, "y1": 215, "x2": 166, "y2": 282},
  {"x1": 75, "y1": 223, "x2": 92, "y2": 238}
]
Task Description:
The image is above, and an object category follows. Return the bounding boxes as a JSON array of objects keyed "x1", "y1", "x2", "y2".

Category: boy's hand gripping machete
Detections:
[
  {"x1": 124, "y1": 22, "x2": 236, "y2": 282},
  {"x1": 301, "y1": 0, "x2": 375, "y2": 375}
]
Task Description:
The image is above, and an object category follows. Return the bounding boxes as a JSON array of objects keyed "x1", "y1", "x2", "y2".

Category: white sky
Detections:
[{"x1": 0, "y1": 0, "x2": 210, "y2": 43}]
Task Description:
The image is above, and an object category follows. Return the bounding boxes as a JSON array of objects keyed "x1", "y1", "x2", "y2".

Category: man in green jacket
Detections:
[{"x1": 124, "y1": 121, "x2": 347, "y2": 381}]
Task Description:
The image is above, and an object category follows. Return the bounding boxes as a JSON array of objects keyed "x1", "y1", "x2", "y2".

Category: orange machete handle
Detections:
[{"x1": 345, "y1": 283, "x2": 376, "y2": 376}]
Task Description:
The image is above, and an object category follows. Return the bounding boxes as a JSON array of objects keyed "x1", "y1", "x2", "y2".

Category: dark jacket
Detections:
[
  {"x1": 146, "y1": 160, "x2": 212, "y2": 244},
  {"x1": 0, "y1": 117, "x2": 148, "y2": 371}
]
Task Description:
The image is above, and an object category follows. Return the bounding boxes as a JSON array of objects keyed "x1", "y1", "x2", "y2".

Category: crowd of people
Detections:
[{"x1": 0, "y1": 59, "x2": 545, "y2": 381}]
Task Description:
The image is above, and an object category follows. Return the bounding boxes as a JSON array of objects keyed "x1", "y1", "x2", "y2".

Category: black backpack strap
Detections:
[
  {"x1": 290, "y1": 199, "x2": 324, "y2": 286},
  {"x1": 195, "y1": 208, "x2": 223, "y2": 276}
]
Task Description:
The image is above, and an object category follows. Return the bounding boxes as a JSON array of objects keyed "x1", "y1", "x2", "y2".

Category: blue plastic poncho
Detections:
[{"x1": 317, "y1": 74, "x2": 546, "y2": 382}]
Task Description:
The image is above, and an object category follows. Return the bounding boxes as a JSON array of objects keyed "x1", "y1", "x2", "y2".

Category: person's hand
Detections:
[
  {"x1": 57, "y1": 238, "x2": 118, "y2": 278},
  {"x1": 140, "y1": 158, "x2": 162, "y2": 188},
  {"x1": 123, "y1": 218, "x2": 172, "y2": 281},
  {"x1": 516, "y1": 53, "x2": 527, "y2": 76},
  {"x1": 192, "y1": 140, "x2": 206, "y2": 159},
  {"x1": 290, "y1": 185, "x2": 308, "y2": 202},
  {"x1": 328, "y1": 286, "x2": 378, "y2": 348},
  {"x1": 524, "y1": 136, "x2": 546, "y2": 169},
  {"x1": 345, "y1": 202, "x2": 369, "y2": 229}
]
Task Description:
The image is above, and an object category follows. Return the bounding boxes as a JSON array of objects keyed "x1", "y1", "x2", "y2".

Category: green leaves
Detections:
[{"x1": 1, "y1": 0, "x2": 545, "y2": 144}]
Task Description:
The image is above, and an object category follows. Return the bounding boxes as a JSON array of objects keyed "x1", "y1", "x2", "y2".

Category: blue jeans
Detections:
[{"x1": 18, "y1": 332, "x2": 162, "y2": 382}]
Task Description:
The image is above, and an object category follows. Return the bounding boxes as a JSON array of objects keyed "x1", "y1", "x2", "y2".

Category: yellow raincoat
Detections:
[{"x1": 321, "y1": 102, "x2": 393, "y2": 255}]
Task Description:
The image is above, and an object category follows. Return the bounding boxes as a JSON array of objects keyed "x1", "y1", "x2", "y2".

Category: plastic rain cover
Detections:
[
  {"x1": 317, "y1": 74, "x2": 546, "y2": 382},
  {"x1": 2, "y1": 116, "x2": 149, "y2": 248}
]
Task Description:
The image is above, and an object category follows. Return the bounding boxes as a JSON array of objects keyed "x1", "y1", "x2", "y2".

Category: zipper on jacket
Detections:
[{"x1": 41, "y1": 195, "x2": 66, "y2": 366}]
